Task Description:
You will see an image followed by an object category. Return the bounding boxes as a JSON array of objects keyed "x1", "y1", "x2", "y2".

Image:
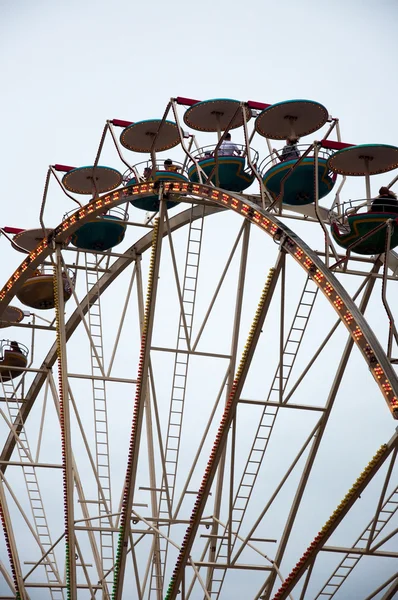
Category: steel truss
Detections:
[{"x1": 0, "y1": 187, "x2": 397, "y2": 600}]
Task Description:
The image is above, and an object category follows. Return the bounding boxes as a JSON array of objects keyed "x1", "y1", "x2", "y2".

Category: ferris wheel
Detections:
[{"x1": 0, "y1": 96, "x2": 398, "y2": 600}]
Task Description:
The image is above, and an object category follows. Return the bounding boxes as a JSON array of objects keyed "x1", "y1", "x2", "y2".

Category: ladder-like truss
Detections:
[
  {"x1": 210, "y1": 277, "x2": 319, "y2": 598},
  {"x1": 149, "y1": 207, "x2": 206, "y2": 598},
  {"x1": 1, "y1": 374, "x2": 64, "y2": 600},
  {"x1": 84, "y1": 254, "x2": 115, "y2": 584}
]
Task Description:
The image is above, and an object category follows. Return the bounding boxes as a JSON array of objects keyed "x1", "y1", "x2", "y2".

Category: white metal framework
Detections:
[{"x1": 1, "y1": 99, "x2": 398, "y2": 600}]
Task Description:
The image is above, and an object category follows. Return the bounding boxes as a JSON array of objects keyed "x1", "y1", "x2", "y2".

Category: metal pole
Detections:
[
  {"x1": 0, "y1": 475, "x2": 28, "y2": 599},
  {"x1": 364, "y1": 157, "x2": 372, "y2": 207},
  {"x1": 205, "y1": 219, "x2": 251, "y2": 594},
  {"x1": 113, "y1": 195, "x2": 166, "y2": 600},
  {"x1": 279, "y1": 252, "x2": 286, "y2": 402},
  {"x1": 107, "y1": 120, "x2": 138, "y2": 175},
  {"x1": 215, "y1": 114, "x2": 222, "y2": 142},
  {"x1": 313, "y1": 142, "x2": 335, "y2": 266},
  {"x1": 241, "y1": 104, "x2": 269, "y2": 209},
  {"x1": 366, "y1": 447, "x2": 398, "y2": 551},
  {"x1": 54, "y1": 244, "x2": 77, "y2": 600},
  {"x1": 136, "y1": 254, "x2": 162, "y2": 600},
  {"x1": 39, "y1": 167, "x2": 51, "y2": 235},
  {"x1": 381, "y1": 221, "x2": 398, "y2": 359},
  {"x1": 335, "y1": 119, "x2": 342, "y2": 143},
  {"x1": 170, "y1": 100, "x2": 204, "y2": 184}
]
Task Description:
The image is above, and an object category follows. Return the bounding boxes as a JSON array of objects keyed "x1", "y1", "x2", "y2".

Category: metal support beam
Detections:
[
  {"x1": 113, "y1": 198, "x2": 166, "y2": 600},
  {"x1": 136, "y1": 254, "x2": 162, "y2": 600},
  {"x1": 0, "y1": 476, "x2": 28, "y2": 599},
  {"x1": 54, "y1": 245, "x2": 77, "y2": 600},
  {"x1": 206, "y1": 219, "x2": 251, "y2": 594}
]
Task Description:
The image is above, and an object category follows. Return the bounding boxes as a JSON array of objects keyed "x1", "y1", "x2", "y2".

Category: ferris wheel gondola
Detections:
[
  {"x1": 0, "y1": 339, "x2": 28, "y2": 381},
  {"x1": 255, "y1": 99, "x2": 335, "y2": 205},
  {"x1": 328, "y1": 143, "x2": 398, "y2": 254}
]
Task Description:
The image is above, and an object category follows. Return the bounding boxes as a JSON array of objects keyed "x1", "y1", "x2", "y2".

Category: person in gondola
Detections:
[
  {"x1": 218, "y1": 133, "x2": 241, "y2": 157},
  {"x1": 61, "y1": 270, "x2": 72, "y2": 295},
  {"x1": 274, "y1": 136, "x2": 300, "y2": 162},
  {"x1": 371, "y1": 187, "x2": 398, "y2": 214},
  {"x1": 143, "y1": 166, "x2": 152, "y2": 180},
  {"x1": 164, "y1": 159, "x2": 180, "y2": 173},
  {"x1": 10, "y1": 341, "x2": 21, "y2": 354}
]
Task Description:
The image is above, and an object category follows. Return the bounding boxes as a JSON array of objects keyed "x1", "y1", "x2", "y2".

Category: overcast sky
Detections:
[
  {"x1": 1, "y1": 1, "x2": 398, "y2": 599},
  {"x1": 1, "y1": 0, "x2": 398, "y2": 225}
]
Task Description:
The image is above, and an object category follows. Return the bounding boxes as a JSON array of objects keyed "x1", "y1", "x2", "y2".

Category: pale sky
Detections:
[{"x1": 1, "y1": 0, "x2": 398, "y2": 224}]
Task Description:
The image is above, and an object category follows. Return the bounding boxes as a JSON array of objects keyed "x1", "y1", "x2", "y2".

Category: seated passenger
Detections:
[
  {"x1": 218, "y1": 133, "x2": 241, "y2": 157},
  {"x1": 164, "y1": 159, "x2": 180, "y2": 173},
  {"x1": 62, "y1": 271, "x2": 72, "y2": 295},
  {"x1": 371, "y1": 187, "x2": 398, "y2": 213},
  {"x1": 143, "y1": 166, "x2": 152, "y2": 180},
  {"x1": 9, "y1": 341, "x2": 21, "y2": 353},
  {"x1": 274, "y1": 137, "x2": 300, "y2": 162}
]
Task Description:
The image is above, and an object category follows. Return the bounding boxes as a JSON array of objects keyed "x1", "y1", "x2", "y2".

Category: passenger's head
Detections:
[
  {"x1": 286, "y1": 136, "x2": 299, "y2": 146},
  {"x1": 225, "y1": 133, "x2": 232, "y2": 141},
  {"x1": 379, "y1": 186, "x2": 397, "y2": 198},
  {"x1": 164, "y1": 159, "x2": 173, "y2": 167}
]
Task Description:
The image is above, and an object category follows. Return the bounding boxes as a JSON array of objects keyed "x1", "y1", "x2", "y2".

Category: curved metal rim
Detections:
[{"x1": 1, "y1": 183, "x2": 397, "y2": 471}]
